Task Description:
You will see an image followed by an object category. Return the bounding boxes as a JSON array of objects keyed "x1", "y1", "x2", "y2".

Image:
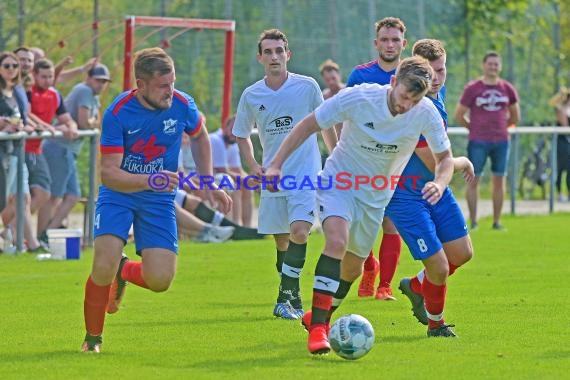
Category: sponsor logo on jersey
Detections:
[
  {"x1": 359, "y1": 140, "x2": 399, "y2": 153},
  {"x1": 269, "y1": 116, "x2": 292, "y2": 128},
  {"x1": 131, "y1": 135, "x2": 166, "y2": 163}
]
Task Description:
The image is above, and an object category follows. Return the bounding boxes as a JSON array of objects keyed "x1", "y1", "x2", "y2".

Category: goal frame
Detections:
[{"x1": 123, "y1": 16, "x2": 235, "y2": 125}]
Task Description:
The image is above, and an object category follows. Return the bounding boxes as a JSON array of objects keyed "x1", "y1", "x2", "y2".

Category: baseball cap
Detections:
[{"x1": 88, "y1": 63, "x2": 111, "y2": 81}]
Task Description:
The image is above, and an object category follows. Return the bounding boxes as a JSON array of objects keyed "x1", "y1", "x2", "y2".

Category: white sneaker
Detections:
[{"x1": 194, "y1": 225, "x2": 234, "y2": 243}]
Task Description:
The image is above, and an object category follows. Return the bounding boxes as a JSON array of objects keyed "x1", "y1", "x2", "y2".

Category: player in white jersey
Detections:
[
  {"x1": 266, "y1": 56, "x2": 455, "y2": 354},
  {"x1": 233, "y1": 29, "x2": 337, "y2": 320}
]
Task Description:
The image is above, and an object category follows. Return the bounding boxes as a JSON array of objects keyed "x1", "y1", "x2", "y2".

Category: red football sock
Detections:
[
  {"x1": 378, "y1": 233, "x2": 401, "y2": 288},
  {"x1": 121, "y1": 261, "x2": 149, "y2": 289},
  {"x1": 363, "y1": 250, "x2": 377, "y2": 271},
  {"x1": 84, "y1": 276, "x2": 111, "y2": 336},
  {"x1": 422, "y1": 277, "x2": 447, "y2": 329},
  {"x1": 311, "y1": 291, "x2": 333, "y2": 327},
  {"x1": 410, "y1": 276, "x2": 422, "y2": 294}
]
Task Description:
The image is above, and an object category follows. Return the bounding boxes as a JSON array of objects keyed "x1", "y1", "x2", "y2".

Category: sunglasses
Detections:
[{"x1": 2, "y1": 63, "x2": 19, "y2": 69}]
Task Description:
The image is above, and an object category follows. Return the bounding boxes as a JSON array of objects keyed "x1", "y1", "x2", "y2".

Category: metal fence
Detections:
[
  {"x1": 0, "y1": 130, "x2": 98, "y2": 252},
  {"x1": 2, "y1": 126, "x2": 570, "y2": 253}
]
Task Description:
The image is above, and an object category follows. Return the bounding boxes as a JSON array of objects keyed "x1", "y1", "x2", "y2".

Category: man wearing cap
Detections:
[{"x1": 38, "y1": 63, "x2": 111, "y2": 241}]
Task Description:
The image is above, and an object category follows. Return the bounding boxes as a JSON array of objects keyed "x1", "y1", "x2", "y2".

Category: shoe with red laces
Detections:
[
  {"x1": 106, "y1": 254, "x2": 128, "y2": 314},
  {"x1": 357, "y1": 257, "x2": 379, "y2": 297},
  {"x1": 308, "y1": 324, "x2": 331, "y2": 355},
  {"x1": 301, "y1": 310, "x2": 330, "y2": 334},
  {"x1": 375, "y1": 286, "x2": 396, "y2": 301},
  {"x1": 81, "y1": 334, "x2": 102, "y2": 353}
]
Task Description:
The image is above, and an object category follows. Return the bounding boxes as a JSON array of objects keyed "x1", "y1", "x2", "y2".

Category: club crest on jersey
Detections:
[{"x1": 163, "y1": 118, "x2": 177, "y2": 135}]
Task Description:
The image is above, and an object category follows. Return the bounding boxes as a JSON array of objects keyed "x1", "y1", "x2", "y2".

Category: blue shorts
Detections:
[
  {"x1": 385, "y1": 188, "x2": 468, "y2": 260},
  {"x1": 468, "y1": 140, "x2": 510, "y2": 176},
  {"x1": 94, "y1": 191, "x2": 178, "y2": 255},
  {"x1": 43, "y1": 141, "x2": 81, "y2": 198}
]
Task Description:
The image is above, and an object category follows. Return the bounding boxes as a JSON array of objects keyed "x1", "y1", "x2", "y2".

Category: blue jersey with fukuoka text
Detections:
[
  {"x1": 98, "y1": 89, "x2": 202, "y2": 202},
  {"x1": 347, "y1": 60, "x2": 395, "y2": 87},
  {"x1": 393, "y1": 87, "x2": 447, "y2": 199}
]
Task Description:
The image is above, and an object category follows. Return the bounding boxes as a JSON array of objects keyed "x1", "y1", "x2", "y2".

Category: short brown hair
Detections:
[
  {"x1": 319, "y1": 59, "x2": 340, "y2": 76},
  {"x1": 412, "y1": 39, "x2": 446, "y2": 61},
  {"x1": 483, "y1": 51, "x2": 500, "y2": 63},
  {"x1": 133, "y1": 47, "x2": 174, "y2": 81},
  {"x1": 257, "y1": 29, "x2": 289, "y2": 54},
  {"x1": 13, "y1": 46, "x2": 31, "y2": 55},
  {"x1": 394, "y1": 56, "x2": 433, "y2": 96},
  {"x1": 33, "y1": 58, "x2": 54, "y2": 73},
  {"x1": 375, "y1": 17, "x2": 406, "y2": 35}
]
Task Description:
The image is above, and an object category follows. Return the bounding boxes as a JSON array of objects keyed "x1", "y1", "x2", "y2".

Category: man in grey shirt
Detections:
[{"x1": 39, "y1": 64, "x2": 110, "y2": 241}]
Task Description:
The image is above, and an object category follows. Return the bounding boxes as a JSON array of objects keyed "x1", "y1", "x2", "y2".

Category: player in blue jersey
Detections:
[
  {"x1": 81, "y1": 48, "x2": 232, "y2": 353},
  {"x1": 386, "y1": 39, "x2": 475, "y2": 337},
  {"x1": 347, "y1": 17, "x2": 408, "y2": 301}
]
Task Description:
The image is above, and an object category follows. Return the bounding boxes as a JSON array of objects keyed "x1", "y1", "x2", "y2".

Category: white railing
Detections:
[{"x1": 0, "y1": 130, "x2": 99, "y2": 252}]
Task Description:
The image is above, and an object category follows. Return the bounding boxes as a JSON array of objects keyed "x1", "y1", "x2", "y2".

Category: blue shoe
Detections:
[
  {"x1": 273, "y1": 300, "x2": 300, "y2": 320},
  {"x1": 399, "y1": 277, "x2": 428, "y2": 325}
]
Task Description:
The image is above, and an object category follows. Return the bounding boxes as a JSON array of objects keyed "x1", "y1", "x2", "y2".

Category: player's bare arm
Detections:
[
  {"x1": 453, "y1": 156, "x2": 475, "y2": 184},
  {"x1": 190, "y1": 123, "x2": 232, "y2": 214},
  {"x1": 101, "y1": 153, "x2": 178, "y2": 193},
  {"x1": 422, "y1": 148, "x2": 454, "y2": 205},
  {"x1": 453, "y1": 104, "x2": 470, "y2": 128},
  {"x1": 236, "y1": 136, "x2": 264, "y2": 184},
  {"x1": 320, "y1": 125, "x2": 338, "y2": 154}
]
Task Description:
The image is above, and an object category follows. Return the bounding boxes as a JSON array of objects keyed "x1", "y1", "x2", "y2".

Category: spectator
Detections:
[
  {"x1": 549, "y1": 87, "x2": 570, "y2": 202},
  {"x1": 26, "y1": 59, "x2": 78, "y2": 242},
  {"x1": 319, "y1": 59, "x2": 345, "y2": 138},
  {"x1": 454, "y1": 51, "x2": 520, "y2": 230},
  {"x1": 0, "y1": 51, "x2": 46, "y2": 253},
  {"x1": 41, "y1": 64, "x2": 110, "y2": 239},
  {"x1": 210, "y1": 115, "x2": 254, "y2": 226}
]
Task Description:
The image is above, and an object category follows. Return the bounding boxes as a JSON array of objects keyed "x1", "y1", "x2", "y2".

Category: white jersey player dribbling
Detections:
[
  {"x1": 316, "y1": 82, "x2": 450, "y2": 255},
  {"x1": 265, "y1": 56, "x2": 455, "y2": 354}
]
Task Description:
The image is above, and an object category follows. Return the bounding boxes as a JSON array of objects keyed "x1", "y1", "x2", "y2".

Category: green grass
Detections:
[{"x1": 1, "y1": 214, "x2": 569, "y2": 379}]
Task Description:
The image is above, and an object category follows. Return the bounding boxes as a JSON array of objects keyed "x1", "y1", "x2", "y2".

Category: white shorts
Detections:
[
  {"x1": 7, "y1": 155, "x2": 30, "y2": 196},
  {"x1": 317, "y1": 188, "x2": 384, "y2": 258},
  {"x1": 258, "y1": 191, "x2": 316, "y2": 234}
]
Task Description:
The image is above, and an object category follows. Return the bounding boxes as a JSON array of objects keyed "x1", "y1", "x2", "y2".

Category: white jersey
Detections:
[
  {"x1": 315, "y1": 83, "x2": 451, "y2": 208},
  {"x1": 233, "y1": 72, "x2": 324, "y2": 197},
  {"x1": 209, "y1": 129, "x2": 242, "y2": 169}
]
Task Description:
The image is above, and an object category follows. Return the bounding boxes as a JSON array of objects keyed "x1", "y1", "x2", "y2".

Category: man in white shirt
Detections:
[
  {"x1": 233, "y1": 29, "x2": 337, "y2": 320},
  {"x1": 266, "y1": 56, "x2": 454, "y2": 354}
]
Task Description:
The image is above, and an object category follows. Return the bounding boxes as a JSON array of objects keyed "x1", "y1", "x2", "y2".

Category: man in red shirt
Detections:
[
  {"x1": 454, "y1": 51, "x2": 520, "y2": 230},
  {"x1": 26, "y1": 59, "x2": 77, "y2": 238}
]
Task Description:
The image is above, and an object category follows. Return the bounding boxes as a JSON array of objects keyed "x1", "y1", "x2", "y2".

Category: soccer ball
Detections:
[
  {"x1": 213, "y1": 173, "x2": 235, "y2": 194},
  {"x1": 328, "y1": 314, "x2": 375, "y2": 360}
]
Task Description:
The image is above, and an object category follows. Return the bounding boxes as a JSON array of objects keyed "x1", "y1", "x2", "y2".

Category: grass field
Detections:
[{"x1": 1, "y1": 214, "x2": 568, "y2": 379}]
